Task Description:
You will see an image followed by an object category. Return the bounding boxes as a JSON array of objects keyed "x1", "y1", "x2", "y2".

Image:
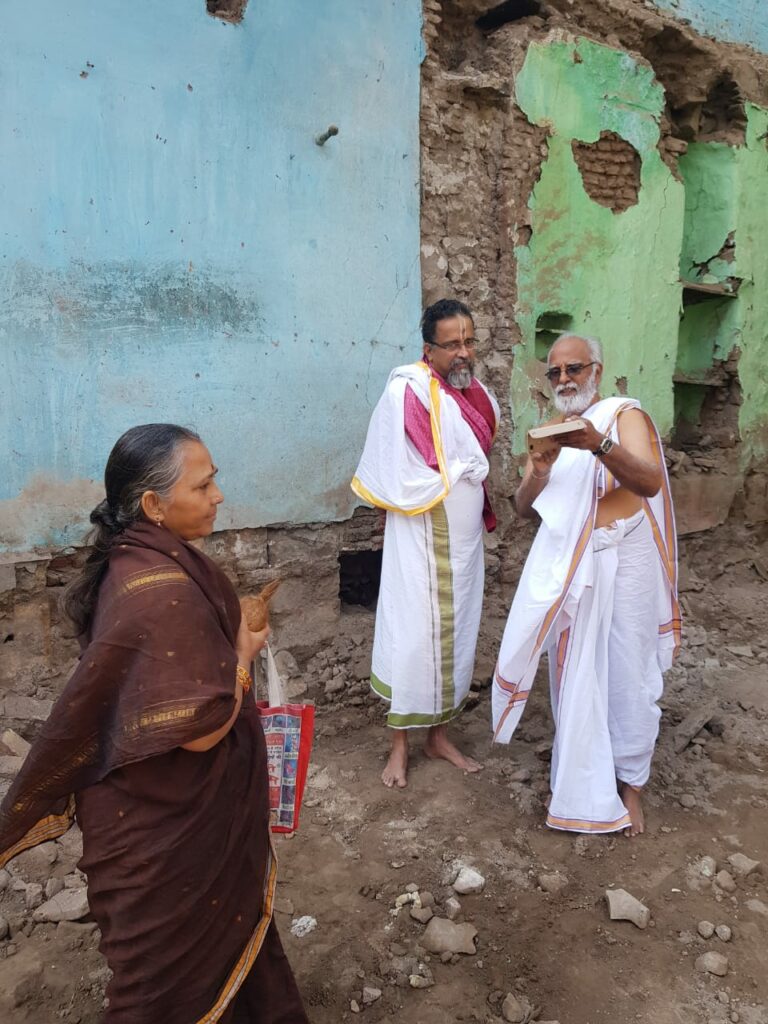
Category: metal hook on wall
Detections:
[{"x1": 315, "y1": 124, "x2": 339, "y2": 147}]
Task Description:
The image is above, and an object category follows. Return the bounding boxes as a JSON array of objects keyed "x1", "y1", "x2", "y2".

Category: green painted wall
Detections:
[
  {"x1": 679, "y1": 106, "x2": 768, "y2": 461},
  {"x1": 511, "y1": 38, "x2": 686, "y2": 448}
]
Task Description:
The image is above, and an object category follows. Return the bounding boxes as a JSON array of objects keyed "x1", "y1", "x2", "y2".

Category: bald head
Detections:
[{"x1": 548, "y1": 333, "x2": 603, "y2": 367}]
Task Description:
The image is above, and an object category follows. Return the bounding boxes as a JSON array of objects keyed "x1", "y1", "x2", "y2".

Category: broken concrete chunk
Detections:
[
  {"x1": 421, "y1": 917, "x2": 477, "y2": 955},
  {"x1": 605, "y1": 888, "x2": 650, "y2": 929}
]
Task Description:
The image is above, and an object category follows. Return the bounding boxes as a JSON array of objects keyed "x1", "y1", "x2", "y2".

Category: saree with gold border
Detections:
[{"x1": 0, "y1": 523, "x2": 307, "y2": 1023}]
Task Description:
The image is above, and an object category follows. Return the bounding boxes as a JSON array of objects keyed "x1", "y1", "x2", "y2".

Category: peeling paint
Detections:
[
  {"x1": 1, "y1": 0, "x2": 423, "y2": 555},
  {"x1": 679, "y1": 104, "x2": 768, "y2": 460},
  {"x1": 650, "y1": 1, "x2": 768, "y2": 56},
  {"x1": 511, "y1": 36, "x2": 685, "y2": 446}
]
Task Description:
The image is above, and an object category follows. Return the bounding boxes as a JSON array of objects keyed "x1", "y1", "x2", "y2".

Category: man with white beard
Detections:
[
  {"x1": 353, "y1": 299, "x2": 499, "y2": 788},
  {"x1": 492, "y1": 334, "x2": 680, "y2": 836}
]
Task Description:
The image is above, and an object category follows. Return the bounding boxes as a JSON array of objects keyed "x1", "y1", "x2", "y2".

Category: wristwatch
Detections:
[{"x1": 593, "y1": 435, "x2": 614, "y2": 458}]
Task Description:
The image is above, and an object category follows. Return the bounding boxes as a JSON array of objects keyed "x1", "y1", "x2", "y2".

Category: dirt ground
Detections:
[{"x1": 1, "y1": 521, "x2": 767, "y2": 1024}]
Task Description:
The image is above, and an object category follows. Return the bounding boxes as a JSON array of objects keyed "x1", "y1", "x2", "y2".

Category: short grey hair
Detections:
[{"x1": 548, "y1": 333, "x2": 603, "y2": 365}]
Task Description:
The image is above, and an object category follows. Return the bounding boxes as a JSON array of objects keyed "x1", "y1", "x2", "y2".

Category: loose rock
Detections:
[
  {"x1": 715, "y1": 870, "x2": 737, "y2": 893},
  {"x1": 727, "y1": 853, "x2": 760, "y2": 877},
  {"x1": 421, "y1": 917, "x2": 478, "y2": 955},
  {"x1": 362, "y1": 986, "x2": 381, "y2": 1005},
  {"x1": 679, "y1": 793, "x2": 697, "y2": 809},
  {"x1": 605, "y1": 888, "x2": 651, "y2": 929},
  {"x1": 453, "y1": 866, "x2": 486, "y2": 894},
  {"x1": 538, "y1": 872, "x2": 569, "y2": 894},
  {"x1": 696, "y1": 951, "x2": 729, "y2": 977},
  {"x1": 290, "y1": 915, "x2": 317, "y2": 938},
  {"x1": 445, "y1": 896, "x2": 462, "y2": 921},
  {"x1": 502, "y1": 991, "x2": 533, "y2": 1023},
  {"x1": 33, "y1": 887, "x2": 89, "y2": 923},
  {"x1": 410, "y1": 906, "x2": 433, "y2": 924},
  {"x1": 715, "y1": 924, "x2": 732, "y2": 942},
  {"x1": 698, "y1": 920, "x2": 715, "y2": 939}
]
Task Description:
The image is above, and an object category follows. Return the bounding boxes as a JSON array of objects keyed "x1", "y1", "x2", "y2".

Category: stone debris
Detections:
[
  {"x1": 679, "y1": 793, "x2": 697, "y2": 808},
  {"x1": 605, "y1": 888, "x2": 651, "y2": 929},
  {"x1": 444, "y1": 896, "x2": 462, "y2": 921},
  {"x1": 696, "y1": 856, "x2": 718, "y2": 879},
  {"x1": 350, "y1": 999, "x2": 360, "y2": 1013},
  {"x1": 33, "y1": 886, "x2": 89, "y2": 923},
  {"x1": 715, "y1": 870, "x2": 737, "y2": 893},
  {"x1": 1, "y1": 729, "x2": 31, "y2": 758},
  {"x1": 410, "y1": 906, "x2": 433, "y2": 924},
  {"x1": 715, "y1": 924, "x2": 733, "y2": 942},
  {"x1": 696, "y1": 951, "x2": 729, "y2": 977},
  {"x1": 421, "y1": 917, "x2": 478, "y2": 955},
  {"x1": 395, "y1": 891, "x2": 421, "y2": 909},
  {"x1": 290, "y1": 915, "x2": 317, "y2": 938},
  {"x1": 538, "y1": 872, "x2": 569, "y2": 894},
  {"x1": 501, "y1": 991, "x2": 533, "y2": 1023},
  {"x1": 746, "y1": 898, "x2": 768, "y2": 917},
  {"x1": 362, "y1": 986, "x2": 381, "y2": 1005},
  {"x1": 672, "y1": 704, "x2": 716, "y2": 753},
  {"x1": 727, "y1": 853, "x2": 760, "y2": 877},
  {"x1": 698, "y1": 920, "x2": 715, "y2": 939},
  {"x1": 453, "y1": 865, "x2": 486, "y2": 894}
]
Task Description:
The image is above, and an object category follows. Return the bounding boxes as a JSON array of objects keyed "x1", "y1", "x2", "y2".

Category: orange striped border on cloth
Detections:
[
  {"x1": 195, "y1": 838, "x2": 278, "y2": 1023},
  {"x1": 0, "y1": 796, "x2": 76, "y2": 870}
]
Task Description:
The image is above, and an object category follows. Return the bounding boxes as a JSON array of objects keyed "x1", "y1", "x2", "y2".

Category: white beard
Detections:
[
  {"x1": 448, "y1": 367, "x2": 473, "y2": 389},
  {"x1": 552, "y1": 367, "x2": 598, "y2": 415}
]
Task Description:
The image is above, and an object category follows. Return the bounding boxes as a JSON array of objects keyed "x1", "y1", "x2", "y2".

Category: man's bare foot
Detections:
[
  {"x1": 424, "y1": 725, "x2": 483, "y2": 773},
  {"x1": 619, "y1": 782, "x2": 645, "y2": 837},
  {"x1": 382, "y1": 731, "x2": 408, "y2": 789}
]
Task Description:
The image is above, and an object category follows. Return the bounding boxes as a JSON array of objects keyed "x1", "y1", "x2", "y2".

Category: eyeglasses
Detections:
[
  {"x1": 428, "y1": 338, "x2": 478, "y2": 354},
  {"x1": 544, "y1": 361, "x2": 596, "y2": 383}
]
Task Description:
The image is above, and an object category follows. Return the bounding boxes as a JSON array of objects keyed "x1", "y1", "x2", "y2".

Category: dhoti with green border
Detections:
[{"x1": 371, "y1": 477, "x2": 485, "y2": 728}]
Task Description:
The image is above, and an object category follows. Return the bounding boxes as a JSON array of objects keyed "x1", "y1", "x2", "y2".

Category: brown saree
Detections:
[{"x1": 0, "y1": 523, "x2": 307, "y2": 1024}]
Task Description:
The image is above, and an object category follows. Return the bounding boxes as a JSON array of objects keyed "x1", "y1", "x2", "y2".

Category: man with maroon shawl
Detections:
[
  {"x1": 352, "y1": 299, "x2": 499, "y2": 789},
  {"x1": 0, "y1": 424, "x2": 307, "y2": 1024}
]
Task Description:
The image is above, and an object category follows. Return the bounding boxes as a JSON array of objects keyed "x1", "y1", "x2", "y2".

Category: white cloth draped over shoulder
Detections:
[
  {"x1": 352, "y1": 362, "x2": 499, "y2": 728},
  {"x1": 491, "y1": 396, "x2": 680, "y2": 831}
]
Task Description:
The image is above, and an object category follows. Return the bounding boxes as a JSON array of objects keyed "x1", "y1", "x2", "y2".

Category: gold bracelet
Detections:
[{"x1": 236, "y1": 664, "x2": 253, "y2": 693}]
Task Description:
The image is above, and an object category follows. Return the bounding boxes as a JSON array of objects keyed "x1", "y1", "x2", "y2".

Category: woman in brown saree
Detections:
[{"x1": 0, "y1": 424, "x2": 308, "y2": 1024}]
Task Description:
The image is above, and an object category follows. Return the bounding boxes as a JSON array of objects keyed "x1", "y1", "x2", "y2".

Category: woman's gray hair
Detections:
[{"x1": 549, "y1": 333, "x2": 604, "y2": 365}]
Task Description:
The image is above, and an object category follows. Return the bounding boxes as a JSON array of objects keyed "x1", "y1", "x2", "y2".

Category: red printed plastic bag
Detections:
[{"x1": 256, "y1": 646, "x2": 315, "y2": 834}]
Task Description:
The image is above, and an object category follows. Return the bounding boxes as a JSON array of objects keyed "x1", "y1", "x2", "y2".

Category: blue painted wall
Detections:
[
  {"x1": 1, "y1": 0, "x2": 423, "y2": 555},
  {"x1": 650, "y1": 0, "x2": 768, "y2": 54}
]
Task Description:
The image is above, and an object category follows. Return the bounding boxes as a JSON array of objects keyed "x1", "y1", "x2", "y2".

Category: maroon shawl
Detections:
[
  {"x1": 404, "y1": 369, "x2": 497, "y2": 530},
  {"x1": 0, "y1": 524, "x2": 306, "y2": 1023}
]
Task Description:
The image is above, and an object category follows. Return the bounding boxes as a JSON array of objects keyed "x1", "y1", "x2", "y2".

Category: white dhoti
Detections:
[
  {"x1": 372, "y1": 477, "x2": 485, "y2": 727},
  {"x1": 492, "y1": 397, "x2": 680, "y2": 832},
  {"x1": 352, "y1": 361, "x2": 499, "y2": 728}
]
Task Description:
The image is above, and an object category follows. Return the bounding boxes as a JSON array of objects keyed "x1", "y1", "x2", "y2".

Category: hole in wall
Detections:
[
  {"x1": 615, "y1": 376, "x2": 628, "y2": 395},
  {"x1": 535, "y1": 312, "x2": 573, "y2": 361},
  {"x1": 339, "y1": 550, "x2": 382, "y2": 608},
  {"x1": 3, "y1": 633, "x2": 14, "y2": 643},
  {"x1": 206, "y1": 0, "x2": 248, "y2": 23},
  {"x1": 476, "y1": 0, "x2": 542, "y2": 32},
  {"x1": 571, "y1": 131, "x2": 641, "y2": 213},
  {"x1": 699, "y1": 75, "x2": 746, "y2": 144}
]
